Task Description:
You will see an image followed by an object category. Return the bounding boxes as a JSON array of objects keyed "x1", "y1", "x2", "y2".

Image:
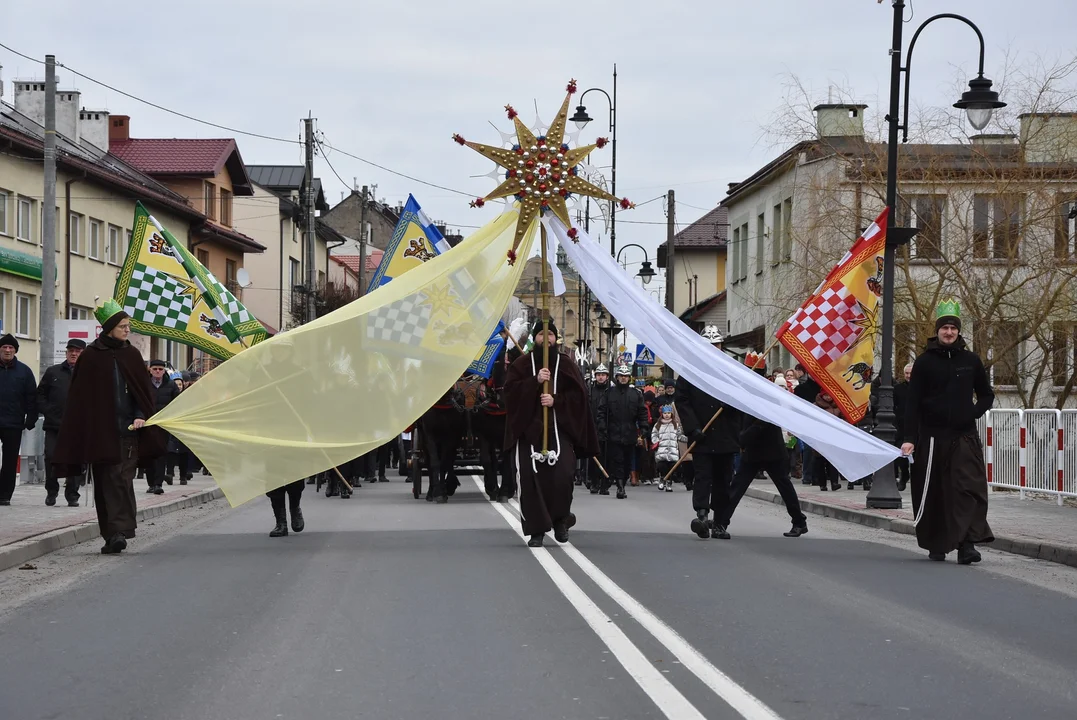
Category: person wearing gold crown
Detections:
[
  {"x1": 52, "y1": 299, "x2": 165, "y2": 554},
  {"x1": 503, "y1": 317, "x2": 600, "y2": 547},
  {"x1": 902, "y1": 299, "x2": 995, "y2": 565}
]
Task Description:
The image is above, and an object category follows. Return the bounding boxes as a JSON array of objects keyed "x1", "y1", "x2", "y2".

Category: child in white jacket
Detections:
[{"x1": 651, "y1": 405, "x2": 687, "y2": 492}]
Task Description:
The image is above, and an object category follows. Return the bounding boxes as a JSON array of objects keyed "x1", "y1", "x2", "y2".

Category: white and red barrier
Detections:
[{"x1": 982, "y1": 409, "x2": 1077, "y2": 505}]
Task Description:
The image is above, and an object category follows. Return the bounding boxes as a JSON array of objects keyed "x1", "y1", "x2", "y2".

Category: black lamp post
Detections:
[
  {"x1": 570, "y1": 65, "x2": 617, "y2": 258},
  {"x1": 867, "y1": 1, "x2": 1005, "y2": 510},
  {"x1": 616, "y1": 243, "x2": 656, "y2": 285}
]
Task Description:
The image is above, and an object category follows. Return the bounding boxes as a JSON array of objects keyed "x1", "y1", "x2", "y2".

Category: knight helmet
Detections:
[
  {"x1": 700, "y1": 325, "x2": 724, "y2": 344},
  {"x1": 614, "y1": 364, "x2": 632, "y2": 377},
  {"x1": 594, "y1": 363, "x2": 610, "y2": 375}
]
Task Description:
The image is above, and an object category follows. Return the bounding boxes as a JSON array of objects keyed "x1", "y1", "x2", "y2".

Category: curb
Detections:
[
  {"x1": 0, "y1": 487, "x2": 223, "y2": 573},
  {"x1": 744, "y1": 486, "x2": 1077, "y2": 569}
]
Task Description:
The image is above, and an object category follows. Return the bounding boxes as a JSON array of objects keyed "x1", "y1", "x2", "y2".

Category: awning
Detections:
[{"x1": 0, "y1": 246, "x2": 42, "y2": 282}]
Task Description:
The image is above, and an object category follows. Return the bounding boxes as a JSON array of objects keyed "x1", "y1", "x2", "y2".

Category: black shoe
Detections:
[
  {"x1": 616, "y1": 489, "x2": 627, "y2": 499},
  {"x1": 783, "y1": 524, "x2": 808, "y2": 538},
  {"x1": 846, "y1": 482, "x2": 854, "y2": 490},
  {"x1": 202, "y1": 468, "x2": 210, "y2": 476},
  {"x1": 527, "y1": 534, "x2": 544, "y2": 547},
  {"x1": 712, "y1": 524, "x2": 731, "y2": 540},
  {"x1": 554, "y1": 522, "x2": 569, "y2": 543},
  {"x1": 574, "y1": 479, "x2": 583, "y2": 486},
  {"x1": 434, "y1": 495, "x2": 448, "y2": 504},
  {"x1": 897, "y1": 480, "x2": 907, "y2": 492},
  {"x1": 928, "y1": 552, "x2": 946, "y2": 562},
  {"x1": 378, "y1": 476, "x2": 389, "y2": 483},
  {"x1": 270, "y1": 508, "x2": 289, "y2": 537},
  {"x1": 691, "y1": 511, "x2": 711, "y2": 539},
  {"x1": 831, "y1": 482, "x2": 841, "y2": 491},
  {"x1": 179, "y1": 477, "x2": 188, "y2": 485},
  {"x1": 67, "y1": 500, "x2": 80, "y2": 507},
  {"x1": 340, "y1": 489, "x2": 351, "y2": 499},
  {"x1": 290, "y1": 507, "x2": 305, "y2": 533},
  {"x1": 45, "y1": 495, "x2": 57, "y2": 506},
  {"x1": 101, "y1": 533, "x2": 127, "y2": 554},
  {"x1": 184, "y1": 473, "x2": 193, "y2": 482},
  {"x1": 164, "y1": 476, "x2": 173, "y2": 486},
  {"x1": 819, "y1": 485, "x2": 828, "y2": 491},
  {"x1": 146, "y1": 487, "x2": 156, "y2": 494},
  {"x1": 599, "y1": 488, "x2": 609, "y2": 495},
  {"x1": 152, "y1": 486, "x2": 165, "y2": 495},
  {"x1": 957, "y1": 543, "x2": 981, "y2": 565},
  {"x1": 497, "y1": 495, "x2": 510, "y2": 503}
]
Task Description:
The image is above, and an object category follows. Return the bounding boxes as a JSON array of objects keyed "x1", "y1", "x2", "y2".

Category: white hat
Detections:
[
  {"x1": 614, "y1": 364, "x2": 632, "y2": 377},
  {"x1": 594, "y1": 364, "x2": 609, "y2": 375},
  {"x1": 700, "y1": 325, "x2": 724, "y2": 343}
]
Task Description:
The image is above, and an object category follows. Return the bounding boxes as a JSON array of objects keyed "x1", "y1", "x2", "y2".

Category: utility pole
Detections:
[
  {"x1": 40, "y1": 55, "x2": 57, "y2": 378},
  {"x1": 303, "y1": 117, "x2": 317, "y2": 323},
  {"x1": 358, "y1": 185, "x2": 369, "y2": 295},
  {"x1": 664, "y1": 189, "x2": 675, "y2": 379}
]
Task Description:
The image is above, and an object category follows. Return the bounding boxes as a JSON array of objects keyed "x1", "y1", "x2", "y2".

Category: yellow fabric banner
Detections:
[{"x1": 147, "y1": 210, "x2": 534, "y2": 506}]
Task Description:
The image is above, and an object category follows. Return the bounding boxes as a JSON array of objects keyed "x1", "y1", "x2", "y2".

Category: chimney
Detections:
[
  {"x1": 813, "y1": 103, "x2": 867, "y2": 139},
  {"x1": 13, "y1": 79, "x2": 80, "y2": 140},
  {"x1": 56, "y1": 90, "x2": 81, "y2": 142},
  {"x1": 1019, "y1": 113, "x2": 1077, "y2": 163},
  {"x1": 80, "y1": 108, "x2": 110, "y2": 150},
  {"x1": 970, "y1": 133, "x2": 1017, "y2": 146},
  {"x1": 109, "y1": 115, "x2": 130, "y2": 144}
]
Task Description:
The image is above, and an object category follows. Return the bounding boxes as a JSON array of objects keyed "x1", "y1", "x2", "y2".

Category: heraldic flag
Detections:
[
  {"x1": 776, "y1": 208, "x2": 889, "y2": 423},
  {"x1": 115, "y1": 202, "x2": 269, "y2": 360},
  {"x1": 368, "y1": 194, "x2": 505, "y2": 378}
]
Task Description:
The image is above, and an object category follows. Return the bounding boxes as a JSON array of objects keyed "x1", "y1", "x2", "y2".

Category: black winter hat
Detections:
[
  {"x1": 0, "y1": 333, "x2": 18, "y2": 351},
  {"x1": 66, "y1": 338, "x2": 86, "y2": 350},
  {"x1": 531, "y1": 317, "x2": 558, "y2": 340},
  {"x1": 149, "y1": 359, "x2": 168, "y2": 368}
]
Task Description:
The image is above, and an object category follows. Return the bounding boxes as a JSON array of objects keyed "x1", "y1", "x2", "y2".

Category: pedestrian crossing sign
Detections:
[{"x1": 635, "y1": 344, "x2": 656, "y2": 365}]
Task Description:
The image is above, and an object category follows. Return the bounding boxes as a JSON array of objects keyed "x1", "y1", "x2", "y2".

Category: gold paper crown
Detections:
[
  {"x1": 936, "y1": 298, "x2": 961, "y2": 319},
  {"x1": 94, "y1": 298, "x2": 124, "y2": 325}
]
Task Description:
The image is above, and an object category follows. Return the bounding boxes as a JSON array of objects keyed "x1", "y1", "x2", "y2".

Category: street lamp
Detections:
[
  {"x1": 868, "y1": 1, "x2": 1005, "y2": 510},
  {"x1": 570, "y1": 65, "x2": 618, "y2": 258},
  {"x1": 616, "y1": 243, "x2": 655, "y2": 285}
]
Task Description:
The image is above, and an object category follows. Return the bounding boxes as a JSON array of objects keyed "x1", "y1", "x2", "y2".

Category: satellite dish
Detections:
[{"x1": 236, "y1": 268, "x2": 251, "y2": 288}]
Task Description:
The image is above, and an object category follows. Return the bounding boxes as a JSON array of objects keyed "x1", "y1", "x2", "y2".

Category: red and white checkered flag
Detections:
[{"x1": 784, "y1": 282, "x2": 865, "y2": 366}]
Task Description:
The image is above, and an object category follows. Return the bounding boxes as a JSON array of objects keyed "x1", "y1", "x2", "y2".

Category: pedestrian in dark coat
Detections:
[
  {"x1": 143, "y1": 359, "x2": 181, "y2": 493},
  {"x1": 584, "y1": 364, "x2": 610, "y2": 493},
  {"x1": 37, "y1": 338, "x2": 86, "y2": 506},
  {"x1": 0, "y1": 333, "x2": 38, "y2": 505},
  {"x1": 903, "y1": 301, "x2": 994, "y2": 565},
  {"x1": 718, "y1": 359, "x2": 808, "y2": 538},
  {"x1": 812, "y1": 390, "x2": 844, "y2": 491},
  {"x1": 53, "y1": 301, "x2": 165, "y2": 554},
  {"x1": 674, "y1": 326, "x2": 743, "y2": 539},
  {"x1": 596, "y1": 364, "x2": 647, "y2": 498}
]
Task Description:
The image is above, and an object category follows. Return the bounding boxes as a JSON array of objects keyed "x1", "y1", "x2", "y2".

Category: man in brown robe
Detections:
[
  {"x1": 902, "y1": 301, "x2": 994, "y2": 565},
  {"x1": 504, "y1": 318, "x2": 599, "y2": 547},
  {"x1": 53, "y1": 300, "x2": 165, "y2": 554}
]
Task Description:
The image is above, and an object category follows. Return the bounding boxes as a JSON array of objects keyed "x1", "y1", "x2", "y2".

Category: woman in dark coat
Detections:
[{"x1": 53, "y1": 300, "x2": 165, "y2": 554}]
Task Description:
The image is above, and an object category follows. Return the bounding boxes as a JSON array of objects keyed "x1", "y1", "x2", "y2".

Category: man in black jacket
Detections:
[
  {"x1": 37, "y1": 338, "x2": 86, "y2": 506},
  {"x1": 597, "y1": 364, "x2": 647, "y2": 499},
  {"x1": 674, "y1": 326, "x2": 742, "y2": 539},
  {"x1": 792, "y1": 371, "x2": 821, "y2": 486},
  {"x1": 144, "y1": 359, "x2": 180, "y2": 494},
  {"x1": 718, "y1": 356, "x2": 808, "y2": 538},
  {"x1": 0, "y1": 334, "x2": 38, "y2": 506},
  {"x1": 903, "y1": 301, "x2": 994, "y2": 565},
  {"x1": 585, "y1": 363, "x2": 610, "y2": 492}
]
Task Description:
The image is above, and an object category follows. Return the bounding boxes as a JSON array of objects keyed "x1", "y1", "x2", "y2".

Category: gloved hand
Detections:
[
  {"x1": 24, "y1": 417, "x2": 37, "y2": 431},
  {"x1": 689, "y1": 430, "x2": 706, "y2": 445}
]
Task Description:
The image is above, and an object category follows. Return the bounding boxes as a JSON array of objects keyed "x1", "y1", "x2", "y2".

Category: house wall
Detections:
[
  {"x1": 232, "y1": 182, "x2": 290, "y2": 330},
  {"x1": 670, "y1": 248, "x2": 726, "y2": 316},
  {"x1": 322, "y1": 191, "x2": 399, "y2": 251},
  {"x1": 0, "y1": 152, "x2": 192, "y2": 372}
]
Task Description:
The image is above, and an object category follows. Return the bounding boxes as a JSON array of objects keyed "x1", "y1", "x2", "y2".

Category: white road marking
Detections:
[
  {"x1": 470, "y1": 476, "x2": 705, "y2": 720},
  {"x1": 502, "y1": 492, "x2": 785, "y2": 720}
]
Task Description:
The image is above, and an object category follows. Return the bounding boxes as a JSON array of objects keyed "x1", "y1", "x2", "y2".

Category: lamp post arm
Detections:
[
  {"x1": 579, "y1": 87, "x2": 614, "y2": 121},
  {"x1": 901, "y1": 13, "x2": 988, "y2": 142}
]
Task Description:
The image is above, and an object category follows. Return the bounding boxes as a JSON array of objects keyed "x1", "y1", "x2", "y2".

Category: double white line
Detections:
[{"x1": 469, "y1": 476, "x2": 784, "y2": 720}]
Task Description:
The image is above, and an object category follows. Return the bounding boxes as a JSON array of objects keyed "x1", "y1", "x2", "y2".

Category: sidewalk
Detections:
[
  {"x1": 745, "y1": 481, "x2": 1077, "y2": 567},
  {"x1": 0, "y1": 473, "x2": 222, "y2": 572}
]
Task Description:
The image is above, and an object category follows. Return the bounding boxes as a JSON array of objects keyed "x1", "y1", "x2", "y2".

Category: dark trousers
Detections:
[
  {"x1": 0, "y1": 427, "x2": 23, "y2": 502},
  {"x1": 721, "y1": 455, "x2": 806, "y2": 528},
  {"x1": 44, "y1": 429, "x2": 81, "y2": 502},
  {"x1": 692, "y1": 452, "x2": 735, "y2": 518},
  {"x1": 267, "y1": 479, "x2": 305, "y2": 513},
  {"x1": 801, "y1": 445, "x2": 816, "y2": 484},
  {"x1": 814, "y1": 454, "x2": 839, "y2": 489},
  {"x1": 605, "y1": 442, "x2": 635, "y2": 490},
  {"x1": 145, "y1": 454, "x2": 167, "y2": 489},
  {"x1": 91, "y1": 436, "x2": 139, "y2": 541},
  {"x1": 657, "y1": 459, "x2": 676, "y2": 483}
]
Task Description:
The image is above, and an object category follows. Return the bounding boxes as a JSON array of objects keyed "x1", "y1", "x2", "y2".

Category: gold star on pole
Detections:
[{"x1": 454, "y1": 79, "x2": 634, "y2": 261}]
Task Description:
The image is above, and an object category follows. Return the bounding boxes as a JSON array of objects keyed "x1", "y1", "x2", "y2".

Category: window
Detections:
[
  {"x1": 782, "y1": 198, "x2": 793, "y2": 260},
  {"x1": 197, "y1": 248, "x2": 210, "y2": 268},
  {"x1": 107, "y1": 225, "x2": 122, "y2": 264},
  {"x1": 898, "y1": 194, "x2": 945, "y2": 259},
  {"x1": 290, "y1": 258, "x2": 301, "y2": 289},
  {"x1": 68, "y1": 305, "x2": 90, "y2": 320},
  {"x1": 731, "y1": 226, "x2": 740, "y2": 284},
  {"x1": 69, "y1": 213, "x2": 82, "y2": 255},
  {"x1": 89, "y1": 219, "x2": 102, "y2": 260},
  {"x1": 974, "y1": 321, "x2": 1021, "y2": 387},
  {"x1": 17, "y1": 197, "x2": 33, "y2": 241},
  {"x1": 204, "y1": 182, "x2": 217, "y2": 220},
  {"x1": 771, "y1": 203, "x2": 782, "y2": 266},
  {"x1": 739, "y1": 222, "x2": 749, "y2": 280},
  {"x1": 755, "y1": 213, "x2": 765, "y2": 275},
  {"x1": 15, "y1": 293, "x2": 33, "y2": 337},
  {"x1": 1051, "y1": 323, "x2": 1077, "y2": 388},
  {"x1": 220, "y1": 188, "x2": 232, "y2": 226},
  {"x1": 1054, "y1": 194, "x2": 1077, "y2": 260},
  {"x1": 225, "y1": 259, "x2": 238, "y2": 294},
  {"x1": 0, "y1": 190, "x2": 8, "y2": 235},
  {"x1": 973, "y1": 194, "x2": 1024, "y2": 260}
]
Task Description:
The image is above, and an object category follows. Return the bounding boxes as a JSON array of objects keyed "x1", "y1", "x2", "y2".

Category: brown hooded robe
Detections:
[{"x1": 504, "y1": 346, "x2": 599, "y2": 537}]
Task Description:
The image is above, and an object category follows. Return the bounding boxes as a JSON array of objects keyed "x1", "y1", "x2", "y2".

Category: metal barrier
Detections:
[{"x1": 985, "y1": 408, "x2": 1077, "y2": 505}]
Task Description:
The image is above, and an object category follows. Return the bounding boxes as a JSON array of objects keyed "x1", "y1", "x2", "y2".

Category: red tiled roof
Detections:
[
  {"x1": 332, "y1": 251, "x2": 383, "y2": 274},
  {"x1": 109, "y1": 138, "x2": 237, "y2": 176}
]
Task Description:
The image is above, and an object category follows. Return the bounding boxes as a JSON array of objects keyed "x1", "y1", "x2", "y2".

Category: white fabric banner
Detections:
[
  {"x1": 546, "y1": 225, "x2": 567, "y2": 297},
  {"x1": 543, "y1": 216, "x2": 900, "y2": 482}
]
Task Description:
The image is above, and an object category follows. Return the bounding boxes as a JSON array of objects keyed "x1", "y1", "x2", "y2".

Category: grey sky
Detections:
[{"x1": 3, "y1": 0, "x2": 1075, "y2": 287}]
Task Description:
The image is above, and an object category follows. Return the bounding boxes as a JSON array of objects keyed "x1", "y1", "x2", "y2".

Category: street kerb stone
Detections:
[
  {"x1": 743, "y1": 486, "x2": 1077, "y2": 569},
  {"x1": 0, "y1": 487, "x2": 223, "y2": 573}
]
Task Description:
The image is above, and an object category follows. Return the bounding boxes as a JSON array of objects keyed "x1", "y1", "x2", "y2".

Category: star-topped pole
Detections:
[{"x1": 453, "y1": 79, "x2": 634, "y2": 265}]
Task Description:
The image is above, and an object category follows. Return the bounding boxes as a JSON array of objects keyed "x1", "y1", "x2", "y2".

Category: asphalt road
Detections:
[{"x1": 2, "y1": 473, "x2": 1076, "y2": 720}]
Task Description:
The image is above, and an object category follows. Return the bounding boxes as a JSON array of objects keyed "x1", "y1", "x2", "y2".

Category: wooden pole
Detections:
[
  {"x1": 540, "y1": 224, "x2": 551, "y2": 454},
  {"x1": 661, "y1": 337, "x2": 782, "y2": 483}
]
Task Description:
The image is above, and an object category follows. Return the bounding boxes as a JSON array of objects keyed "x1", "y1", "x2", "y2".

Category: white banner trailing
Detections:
[{"x1": 543, "y1": 215, "x2": 900, "y2": 482}]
